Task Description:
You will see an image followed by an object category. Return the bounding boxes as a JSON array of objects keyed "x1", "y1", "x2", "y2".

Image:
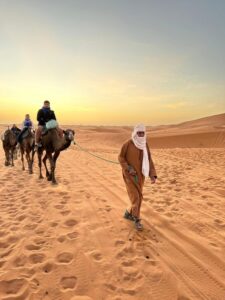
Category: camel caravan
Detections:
[{"x1": 1, "y1": 100, "x2": 75, "y2": 184}]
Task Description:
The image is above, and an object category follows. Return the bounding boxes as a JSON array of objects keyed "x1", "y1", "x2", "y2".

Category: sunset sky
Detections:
[{"x1": 0, "y1": 0, "x2": 225, "y2": 125}]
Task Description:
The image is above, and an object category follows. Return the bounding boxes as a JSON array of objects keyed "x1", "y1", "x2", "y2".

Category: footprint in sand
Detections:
[
  {"x1": 21, "y1": 205, "x2": 28, "y2": 210},
  {"x1": 42, "y1": 262, "x2": 54, "y2": 273},
  {"x1": 10, "y1": 226, "x2": 19, "y2": 232},
  {"x1": 105, "y1": 205, "x2": 112, "y2": 212},
  {"x1": 33, "y1": 238, "x2": 46, "y2": 246},
  {"x1": 209, "y1": 242, "x2": 219, "y2": 248},
  {"x1": 155, "y1": 207, "x2": 165, "y2": 213},
  {"x1": 104, "y1": 283, "x2": 117, "y2": 291},
  {"x1": 0, "y1": 260, "x2": 6, "y2": 267},
  {"x1": 121, "y1": 260, "x2": 135, "y2": 267},
  {"x1": 60, "y1": 210, "x2": 71, "y2": 216},
  {"x1": 12, "y1": 255, "x2": 28, "y2": 267},
  {"x1": 214, "y1": 219, "x2": 225, "y2": 228},
  {"x1": 91, "y1": 251, "x2": 103, "y2": 261},
  {"x1": 1, "y1": 249, "x2": 13, "y2": 259},
  {"x1": 214, "y1": 218, "x2": 222, "y2": 224},
  {"x1": 60, "y1": 199, "x2": 68, "y2": 205},
  {"x1": 56, "y1": 252, "x2": 74, "y2": 264},
  {"x1": 49, "y1": 221, "x2": 58, "y2": 227},
  {"x1": 35, "y1": 229, "x2": 45, "y2": 235},
  {"x1": 121, "y1": 266, "x2": 139, "y2": 278},
  {"x1": 74, "y1": 199, "x2": 82, "y2": 204},
  {"x1": 165, "y1": 212, "x2": 173, "y2": 218},
  {"x1": 55, "y1": 204, "x2": 64, "y2": 209},
  {"x1": 64, "y1": 219, "x2": 79, "y2": 227},
  {"x1": 115, "y1": 240, "x2": 126, "y2": 246},
  {"x1": 23, "y1": 223, "x2": 38, "y2": 230},
  {"x1": 30, "y1": 278, "x2": 40, "y2": 289},
  {"x1": 177, "y1": 296, "x2": 191, "y2": 300},
  {"x1": 0, "y1": 241, "x2": 10, "y2": 249},
  {"x1": 28, "y1": 253, "x2": 46, "y2": 264},
  {"x1": 67, "y1": 231, "x2": 79, "y2": 240},
  {"x1": 71, "y1": 297, "x2": 93, "y2": 300},
  {"x1": 60, "y1": 276, "x2": 77, "y2": 290},
  {"x1": 0, "y1": 230, "x2": 8, "y2": 237},
  {"x1": 116, "y1": 247, "x2": 133, "y2": 259},
  {"x1": 0, "y1": 278, "x2": 27, "y2": 296},
  {"x1": 25, "y1": 244, "x2": 42, "y2": 251},
  {"x1": 57, "y1": 235, "x2": 67, "y2": 243},
  {"x1": 59, "y1": 191, "x2": 68, "y2": 196},
  {"x1": 121, "y1": 288, "x2": 136, "y2": 296}
]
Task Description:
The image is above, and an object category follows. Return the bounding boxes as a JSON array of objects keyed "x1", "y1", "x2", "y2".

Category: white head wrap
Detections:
[{"x1": 132, "y1": 124, "x2": 150, "y2": 177}]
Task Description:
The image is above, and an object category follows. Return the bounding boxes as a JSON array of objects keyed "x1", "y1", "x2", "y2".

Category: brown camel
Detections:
[
  {"x1": 19, "y1": 128, "x2": 35, "y2": 174},
  {"x1": 37, "y1": 128, "x2": 75, "y2": 184},
  {"x1": 1, "y1": 129, "x2": 17, "y2": 166}
]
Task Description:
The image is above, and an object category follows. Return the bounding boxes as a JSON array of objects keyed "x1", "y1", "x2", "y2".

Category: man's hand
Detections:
[
  {"x1": 150, "y1": 176, "x2": 156, "y2": 184},
  {"x1": 128, "y1": 166, "x2": 136, "y2": 176}
]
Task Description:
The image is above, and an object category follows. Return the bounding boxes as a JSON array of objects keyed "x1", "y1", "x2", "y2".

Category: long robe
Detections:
[{"x1": 118, "y1": 139, "x2": 157, "y2": 218}]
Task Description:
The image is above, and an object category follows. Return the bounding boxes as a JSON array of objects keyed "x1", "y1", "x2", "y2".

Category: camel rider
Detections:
[
  {"x1": 17, "y1": 114, "x2": 33, "y2": 143},
  {"x1": 11, "y1": 124, "x2": 21, "y2": 137},
  {"x1": 35, "y1": 100, "x2": 63, "y2": 148}
]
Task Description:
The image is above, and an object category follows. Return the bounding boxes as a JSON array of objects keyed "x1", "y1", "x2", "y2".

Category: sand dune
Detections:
[{"x1": 0, "y1": 114, "x2": 225, "y2": 299}]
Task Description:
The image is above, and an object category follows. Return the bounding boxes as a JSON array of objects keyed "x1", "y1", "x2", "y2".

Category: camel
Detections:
[
  {"x1": 37, "y1": 128, "x2": 75, "y2": 184},
  {"x1": 19, "y1": 128, "x2": 35, "y2": 174},
  {"x1": 1, "y1": 129, "x2": 17, "y2": 166}
]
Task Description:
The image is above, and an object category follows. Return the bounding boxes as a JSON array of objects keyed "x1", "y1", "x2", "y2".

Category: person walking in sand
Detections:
[{"x1": 118, "y1": 124, "x2": 157, "y2": 231}]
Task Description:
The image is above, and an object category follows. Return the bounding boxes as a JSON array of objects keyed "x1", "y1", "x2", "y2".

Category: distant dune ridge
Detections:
[
  {"x1": 62, "y1": 113, "x2": 225, "y2": 149},
  {"x1": 146, "y1": 113, "x2": 225, "y2": 148},
  {"x1": 0, "y1": 113, "x2": 225, "y2": 299}
]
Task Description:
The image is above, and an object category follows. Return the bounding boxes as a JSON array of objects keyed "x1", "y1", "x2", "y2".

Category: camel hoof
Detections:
[
  {"x1": 5, "y1": 162, "x2": 9, "y2": 166},
  {"x1": 47, "y1": 174, "x2": 52, "y2": 181},
  {"x1": 39, "y1": 176, "x2": 44, "y2": 179},
  {"x1": 52, "y1": 181, "x2": 58, "y2": 185}
]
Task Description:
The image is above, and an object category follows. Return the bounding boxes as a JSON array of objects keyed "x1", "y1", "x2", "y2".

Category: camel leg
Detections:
[
  {"x1": 38, "y1": 149, "x2": 44, "y2": 179},
  {"x1": 48, "y1": 153, "x2": 57, "y2": 185},
  {"x1": 43, "y1": 153, "x2": 51, "y2": 180},
  {"x1": 30, "y1": 146, "x2": 35, "y2": 174},
  {"x1": 4, "y1": 149, "x2": 10, "y2": 166},
  {"x1": 26, "y1": 151, "x2": 32, "y2": 174},
  {"x1": 11, "y1": 149, "x2": 14, "y2": 166},
  {"x1": 20, "y1": 147, "x2": 25, "y2": 170},
  {"x1": 53, "y1": 151, "x2": 60, "y2": 164},
  {"x1": 14, "y1": 147, "x2": 18, "y2": 160}
]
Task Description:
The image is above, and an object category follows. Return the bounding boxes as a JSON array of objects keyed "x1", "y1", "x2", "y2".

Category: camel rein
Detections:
[{"x1": 73, "y1": 141, "x2": 138, "y2": 184}]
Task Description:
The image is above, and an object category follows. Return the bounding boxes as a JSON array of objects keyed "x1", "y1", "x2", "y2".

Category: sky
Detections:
[{"x1": 0, "y1": 0, "x2": 225, "y2": 125}]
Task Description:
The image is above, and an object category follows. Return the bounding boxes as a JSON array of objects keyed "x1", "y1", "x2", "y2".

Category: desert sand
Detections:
[{"x1": 0, "y1": 113, "x2": 225, "y2": 300}]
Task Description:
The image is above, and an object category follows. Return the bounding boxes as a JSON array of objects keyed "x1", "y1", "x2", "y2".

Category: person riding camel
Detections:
[
  {"x1": 17, "y1": 114, "x2": 33, "y2": 143},
  {"x1": 35, "y1": 100, "x2": 63, "y2": 148},
  {"x1": 11, "y1": 124, "x2": 21, "y2": 137}
]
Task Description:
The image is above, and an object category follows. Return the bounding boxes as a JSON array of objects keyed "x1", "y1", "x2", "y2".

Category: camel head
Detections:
[{"x1": 63, "y1": 129, "x2": 75, "y2": 143}]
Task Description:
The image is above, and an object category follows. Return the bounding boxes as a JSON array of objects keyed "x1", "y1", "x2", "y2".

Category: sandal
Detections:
[
  {"x1": 134, "y1": 218, "x2": 143, "y2": 231},
  {"x1": 124, "y1": 210, "x2": 135, "y2": 221}
]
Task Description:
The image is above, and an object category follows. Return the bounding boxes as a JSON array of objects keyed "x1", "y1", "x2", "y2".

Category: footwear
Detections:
[
  {"x1": 41, "y1": 127, "x2": 48, "y2": 136},
  {"x1": 124, "y1": 210, "x2": 135, "y2": 221},
  {"x1": 134, "y1": 218, "x2": 143, "y2": 231}
]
